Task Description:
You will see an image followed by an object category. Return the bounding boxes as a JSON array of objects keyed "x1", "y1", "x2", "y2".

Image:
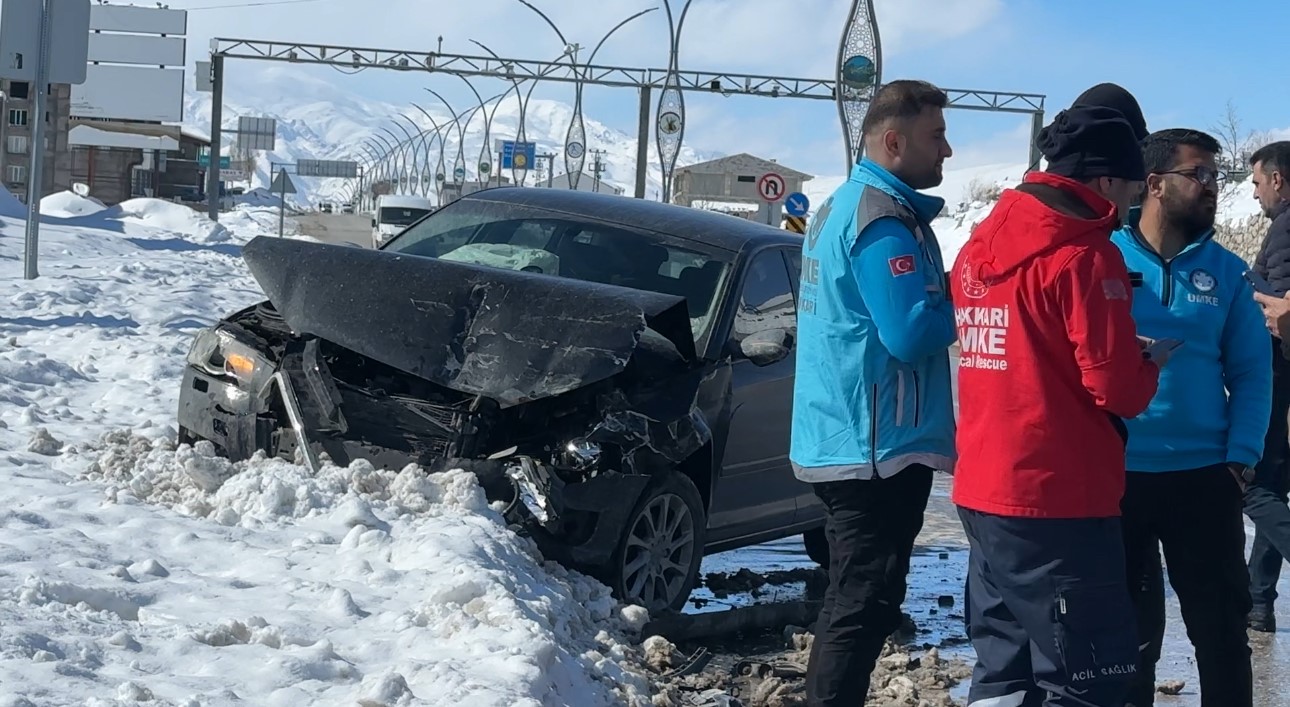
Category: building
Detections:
[
  {"x1": 0, "y1": 80, "x2": 74, "y2": 202},
  {"x1": 534, "y1": 172, "x2": 625, "y2": 195},
  {"x1": 672, "y1": 153, "x2": 813, "y2": 225},
  {"x1": 68, "y1": 122, "x2": 210, "y2": 205}
]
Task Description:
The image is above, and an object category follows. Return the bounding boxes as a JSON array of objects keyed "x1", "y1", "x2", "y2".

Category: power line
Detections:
[{"x1": 182, "y1": 0, "x2": 334, "y2": 11}]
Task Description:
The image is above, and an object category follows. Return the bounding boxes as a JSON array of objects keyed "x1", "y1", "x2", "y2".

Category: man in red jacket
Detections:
[{"x1": 950, "y1": 101, "x2": 1171, "y2": 706}]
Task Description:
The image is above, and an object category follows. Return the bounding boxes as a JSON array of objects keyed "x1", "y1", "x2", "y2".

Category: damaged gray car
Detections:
[{"x1": 177, "y1": 187, "x2": 827, "y2": 613}]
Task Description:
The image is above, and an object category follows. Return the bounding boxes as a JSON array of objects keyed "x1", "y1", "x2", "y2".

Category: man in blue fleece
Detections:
[
  {"x1": 791, "y1": 79, "x2": 956, "y2": 705},
  {"x1": 1112, "y1": 128, "x2": 1272, "y2": 707}
]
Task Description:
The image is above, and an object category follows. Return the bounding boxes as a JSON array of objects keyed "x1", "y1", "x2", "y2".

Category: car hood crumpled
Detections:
[{"x1": 240, "y1": 236, "x2": 698, "y2": 407}]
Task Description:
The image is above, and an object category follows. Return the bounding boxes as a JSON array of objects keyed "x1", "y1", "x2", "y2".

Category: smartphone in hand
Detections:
[
  {"x1": 1244, "y1": 269, "x2": 1279, "y2": 297},
  {"x1": 1143, "y1": 337, "x2": 1183, "y2": 365}
]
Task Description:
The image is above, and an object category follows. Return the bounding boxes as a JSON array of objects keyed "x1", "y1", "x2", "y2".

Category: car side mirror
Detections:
[{"x1": 739, "y1": 328, "x2": 792, "y2": 367}]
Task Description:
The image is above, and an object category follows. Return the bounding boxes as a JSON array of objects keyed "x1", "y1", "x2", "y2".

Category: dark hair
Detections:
[
  {"x1": 860, "y1": 80, "x2": 948, "y2": 137},
  {"x1": 1141, "y1": 128, "x2": 1222, "y2": 174},
  {"x1": 1251, "y1": 141, "x2": 1290, "y2": 179}
]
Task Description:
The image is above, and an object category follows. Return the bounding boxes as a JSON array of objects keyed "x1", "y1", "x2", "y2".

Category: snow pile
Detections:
[
  {"x1": 48, "y1": 431, "x2": 662, "y2": 705},
  {"x1": 41, "y1": 191, "x2": 108, "y2": 218},
  {"x1": 100, "y1": 198, "x2": 233, "y2": 244}
]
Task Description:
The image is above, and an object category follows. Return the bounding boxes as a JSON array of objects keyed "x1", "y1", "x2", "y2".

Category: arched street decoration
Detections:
[
  {"x1": 471, "y1": 40, "x2": 533, "y2": 187},
  {"x1": 837, "y1": 0, "x2": 882, "y2": 173},
  {"x1": 425, "y1": 87, "x2": 468, "y2": 186},
  {"x1": 656, "y1": 0, "x2": 694, "y2": 203},
  {"x1": 514, "y1": 1, "x2": 656, "y2": 191}
]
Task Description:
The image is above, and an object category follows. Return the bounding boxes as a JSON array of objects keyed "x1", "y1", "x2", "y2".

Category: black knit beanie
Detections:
[
  {"x1": 1072, "y1": 82, "x2": 1149, "y2": 141},
  {"x1": 1037, "y1": 105, "x2": 1147, "y2": 182}
]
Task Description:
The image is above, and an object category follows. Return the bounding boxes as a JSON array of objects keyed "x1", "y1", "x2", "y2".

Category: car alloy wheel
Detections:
[{"x1": 613, "y1": 471, "x2": 705, "y2": 614}]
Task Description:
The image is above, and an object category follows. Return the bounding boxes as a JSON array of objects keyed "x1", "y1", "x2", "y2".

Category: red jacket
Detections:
[{"x1": 950, "y1": 172, "x2": 1159, "y2": 518}]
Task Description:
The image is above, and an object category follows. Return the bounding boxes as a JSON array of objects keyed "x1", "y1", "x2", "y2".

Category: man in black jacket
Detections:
[{"x1": 1246, "y1": 141, "x2": 1290, "y2": 631}]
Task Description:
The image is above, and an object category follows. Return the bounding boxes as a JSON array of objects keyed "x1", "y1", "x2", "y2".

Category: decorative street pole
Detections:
[
  {"x1": 836, "y1": 0, "x2": 882, "y2": 172},
  {"x1": 656, "y1": 0, "x2": 695, "y2": 203},
  {"x1": 570, "y1": 8, "x2": 656, "y2": 189},
  {"x1": 457, "y1": 77, "x2": 499, "y2": 187},
  {"x1": 408, "y1": 103, "x2": 452, "y2": 202},
  {"x1": 470, "y1": 40, "x2": 536, "y2": 187},
  {"x1": 514, "y1": 1, "x2": 657, "y2": 191},
  {"x1": 424, "y1": 87, "x2": 468, "y2": 187}
]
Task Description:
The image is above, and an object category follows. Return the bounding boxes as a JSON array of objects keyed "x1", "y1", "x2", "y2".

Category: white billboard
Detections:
[
  {"x1": 68, "y1": 5, "x2": 186, "y2": 123},
  {"x1": 88, "y1": 4, "x2": 186, "y2": 35},
  {"x1": 88, "y1": 33, "x2": 185, "y2": 66},
  {"x1": 70, "y1": 65, "x2": 183, "y2": 122}
]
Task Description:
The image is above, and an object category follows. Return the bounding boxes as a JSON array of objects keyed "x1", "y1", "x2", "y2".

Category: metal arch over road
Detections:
[{"x1": 205, "y1": 37, "x2": 1047, "y2": 219}]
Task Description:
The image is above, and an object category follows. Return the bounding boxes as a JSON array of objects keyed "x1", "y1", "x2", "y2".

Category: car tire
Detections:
[
  {"x1": 803, "y1": 526, "x2": 830, "y2": 569},
  {"x1": 606, "y1": 470, "x2": 706, "y2": 615}
]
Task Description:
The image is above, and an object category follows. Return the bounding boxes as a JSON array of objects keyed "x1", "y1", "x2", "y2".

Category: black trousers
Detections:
[
  {"x1": 1248, "y1": 353, "x2": 1290, "y2": 611},
  {"x1": 959, "y1": 508, "x2": 1139, "y2": 707},
  {"x1": 1122, "y1": 466, "x2": 1252, "y2": 707},
  {"x1": 805, "y1": 465, "x2": 932, "y2": 706}
]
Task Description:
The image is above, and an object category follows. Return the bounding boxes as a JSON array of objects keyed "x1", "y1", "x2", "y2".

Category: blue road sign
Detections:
[
  {"x1": 501, "y1": 140, "x2": 537, "y2": 170},
  {"x1": 785, "y1": 192, "x2": 810, "y2": 217}
]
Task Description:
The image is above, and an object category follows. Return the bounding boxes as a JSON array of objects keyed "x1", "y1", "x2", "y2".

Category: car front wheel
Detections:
[{"x1": 607, "y1": 470, "x2": 706, "y2": 615}]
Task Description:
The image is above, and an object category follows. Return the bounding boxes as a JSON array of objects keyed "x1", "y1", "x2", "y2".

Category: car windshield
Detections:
[
  {"x1": 379, "y1": 206, "x2": 432, "y2": 227},
  {"x1": 383, "y1": 198, "x2": 733, "y2": 344}
]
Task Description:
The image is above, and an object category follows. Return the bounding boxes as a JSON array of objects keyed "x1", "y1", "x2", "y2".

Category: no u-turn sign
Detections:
[{"x1": 757, "y1": 172, "x2": 786, "y2": 203}]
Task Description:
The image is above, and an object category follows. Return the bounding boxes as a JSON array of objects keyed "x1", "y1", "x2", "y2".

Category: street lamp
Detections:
[
  {"x1": 455, "y1": 76, "x2": 498, "y2": 186},
  {"x1": 470, "y1": 39, "x2": 533, "y2": 187},
  {"x1": 424, "y1": 87, "x2": 467, "y2": 187},
  {"x1": 407, "y1": 104, "x2": 448, "y2": 201},
  {"x1": 513, "y1": 0, "x2": 657, "y2": 189},
  {"x1": 656, "y1": 0, "x2": 696, "y2": 202}
]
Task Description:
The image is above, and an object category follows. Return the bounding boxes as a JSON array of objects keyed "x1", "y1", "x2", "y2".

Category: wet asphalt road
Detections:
[{"x1": 700, "y1": 352, "x2": 1290, "y2": 705}]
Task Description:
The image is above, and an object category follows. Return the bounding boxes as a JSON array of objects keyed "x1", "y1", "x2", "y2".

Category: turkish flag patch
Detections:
[{"x1": 888, "y1": 255, "x2": 917, "y2": 277}]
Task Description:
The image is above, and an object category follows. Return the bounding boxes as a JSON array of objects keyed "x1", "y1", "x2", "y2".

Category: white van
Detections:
[{"x1": 372, "y1": 195, "x2": 435, "y2": 248}]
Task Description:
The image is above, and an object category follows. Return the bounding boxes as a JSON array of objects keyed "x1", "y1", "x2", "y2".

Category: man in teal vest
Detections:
[{"x1": 791, "y1": 79, "x2": 956, "y2": 705}]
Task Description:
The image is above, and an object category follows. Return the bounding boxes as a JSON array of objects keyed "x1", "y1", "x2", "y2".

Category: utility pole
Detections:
[
  {"x1": 542, "y1": 153, "x2": 556, "y2": 188},
  {"x1": 590, "y1": 149, "x2": 606, "y2": 194}
]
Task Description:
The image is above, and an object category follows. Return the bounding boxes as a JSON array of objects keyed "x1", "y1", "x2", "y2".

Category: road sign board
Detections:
[
  {"x1": 757, "y1": 172, "x2": 787, "y2": 203},
  {"x1": 198, "y1": 152, "x2": 231, "y2": 169},
  {"x1": 270, "y1": 170, "x2": 297, "y2": 195},
  {"x1": 219, "y1": 169, "x2": 247, "y2": 182},
  {"x1": 501, "y1": 140, "x2": 536, "y2": 170},
  {"x1": 784, "y1": 192, "x2": 810, "y2": 217},
  {"x1": 0, "y1": 0, "x2": 91, "y2": 84},
  {"x1": 784, "y1": 215, "x2": 807, "y2": 234},
  {"x1": 195, "y1": 60, "x2": 212, "y2": 92},
  {"x1": 236, "y1": 116, "x2": 276, "y2": 151},
  {"x1": 297, "y1": 159, "x2": 358, "y2": 178}
]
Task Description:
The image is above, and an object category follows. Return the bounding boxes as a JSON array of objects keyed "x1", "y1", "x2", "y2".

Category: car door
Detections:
[{"x1": 707, "y1": 247, "x2": 801, "y2": 542}]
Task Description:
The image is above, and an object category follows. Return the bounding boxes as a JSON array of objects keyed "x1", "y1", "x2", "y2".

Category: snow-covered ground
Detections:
[{"x1": 0, "y1": 195, "x2": 661, "y2": 706}]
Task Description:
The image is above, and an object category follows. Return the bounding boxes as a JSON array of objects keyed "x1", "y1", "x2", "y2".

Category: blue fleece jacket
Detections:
[
  {"x1": 1111, "y1": 212, "x2": 1273, "y2": 471},
  {"x1": 790, "y1": 159, "x2": 957, "y2": 482}
]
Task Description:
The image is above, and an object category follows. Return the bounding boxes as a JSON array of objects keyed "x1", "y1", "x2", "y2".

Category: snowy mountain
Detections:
[{"x1": 182, "y1": 65, "x2": 721, "y2": 207}]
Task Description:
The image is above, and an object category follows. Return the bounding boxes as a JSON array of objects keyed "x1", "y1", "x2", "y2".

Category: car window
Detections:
[
  {"x1": 784, "y1": 249, "x2": 802, "y2": 299},
  {"x1": 381, "y1": 198, "x2": 734, "y2": 344},
  {"x1": 732, "y1": 250, "x2": 796, "y2": 346}
]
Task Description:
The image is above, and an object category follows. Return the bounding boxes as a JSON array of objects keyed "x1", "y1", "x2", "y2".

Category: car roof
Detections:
[
  {"x1": 378, "y1": 195, "x2": 436, "y2": 208},
  {"x1": 461, "y1": 187, "x2": 804, "y2": 253}
]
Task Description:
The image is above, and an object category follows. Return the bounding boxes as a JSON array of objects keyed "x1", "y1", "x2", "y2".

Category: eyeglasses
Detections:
[{"x1": 1156, "y1": 166, "x2": 1228, "y2": 190}]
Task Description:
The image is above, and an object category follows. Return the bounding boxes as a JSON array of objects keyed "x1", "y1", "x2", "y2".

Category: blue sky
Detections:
[{"x1": 181, "y1": 0, "x2": 1290, "y2": 179}]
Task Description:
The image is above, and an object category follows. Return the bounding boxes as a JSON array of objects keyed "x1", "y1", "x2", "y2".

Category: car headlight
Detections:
[{"x1": 186, "y1": 327, "x2": 275, "y2": 397}]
